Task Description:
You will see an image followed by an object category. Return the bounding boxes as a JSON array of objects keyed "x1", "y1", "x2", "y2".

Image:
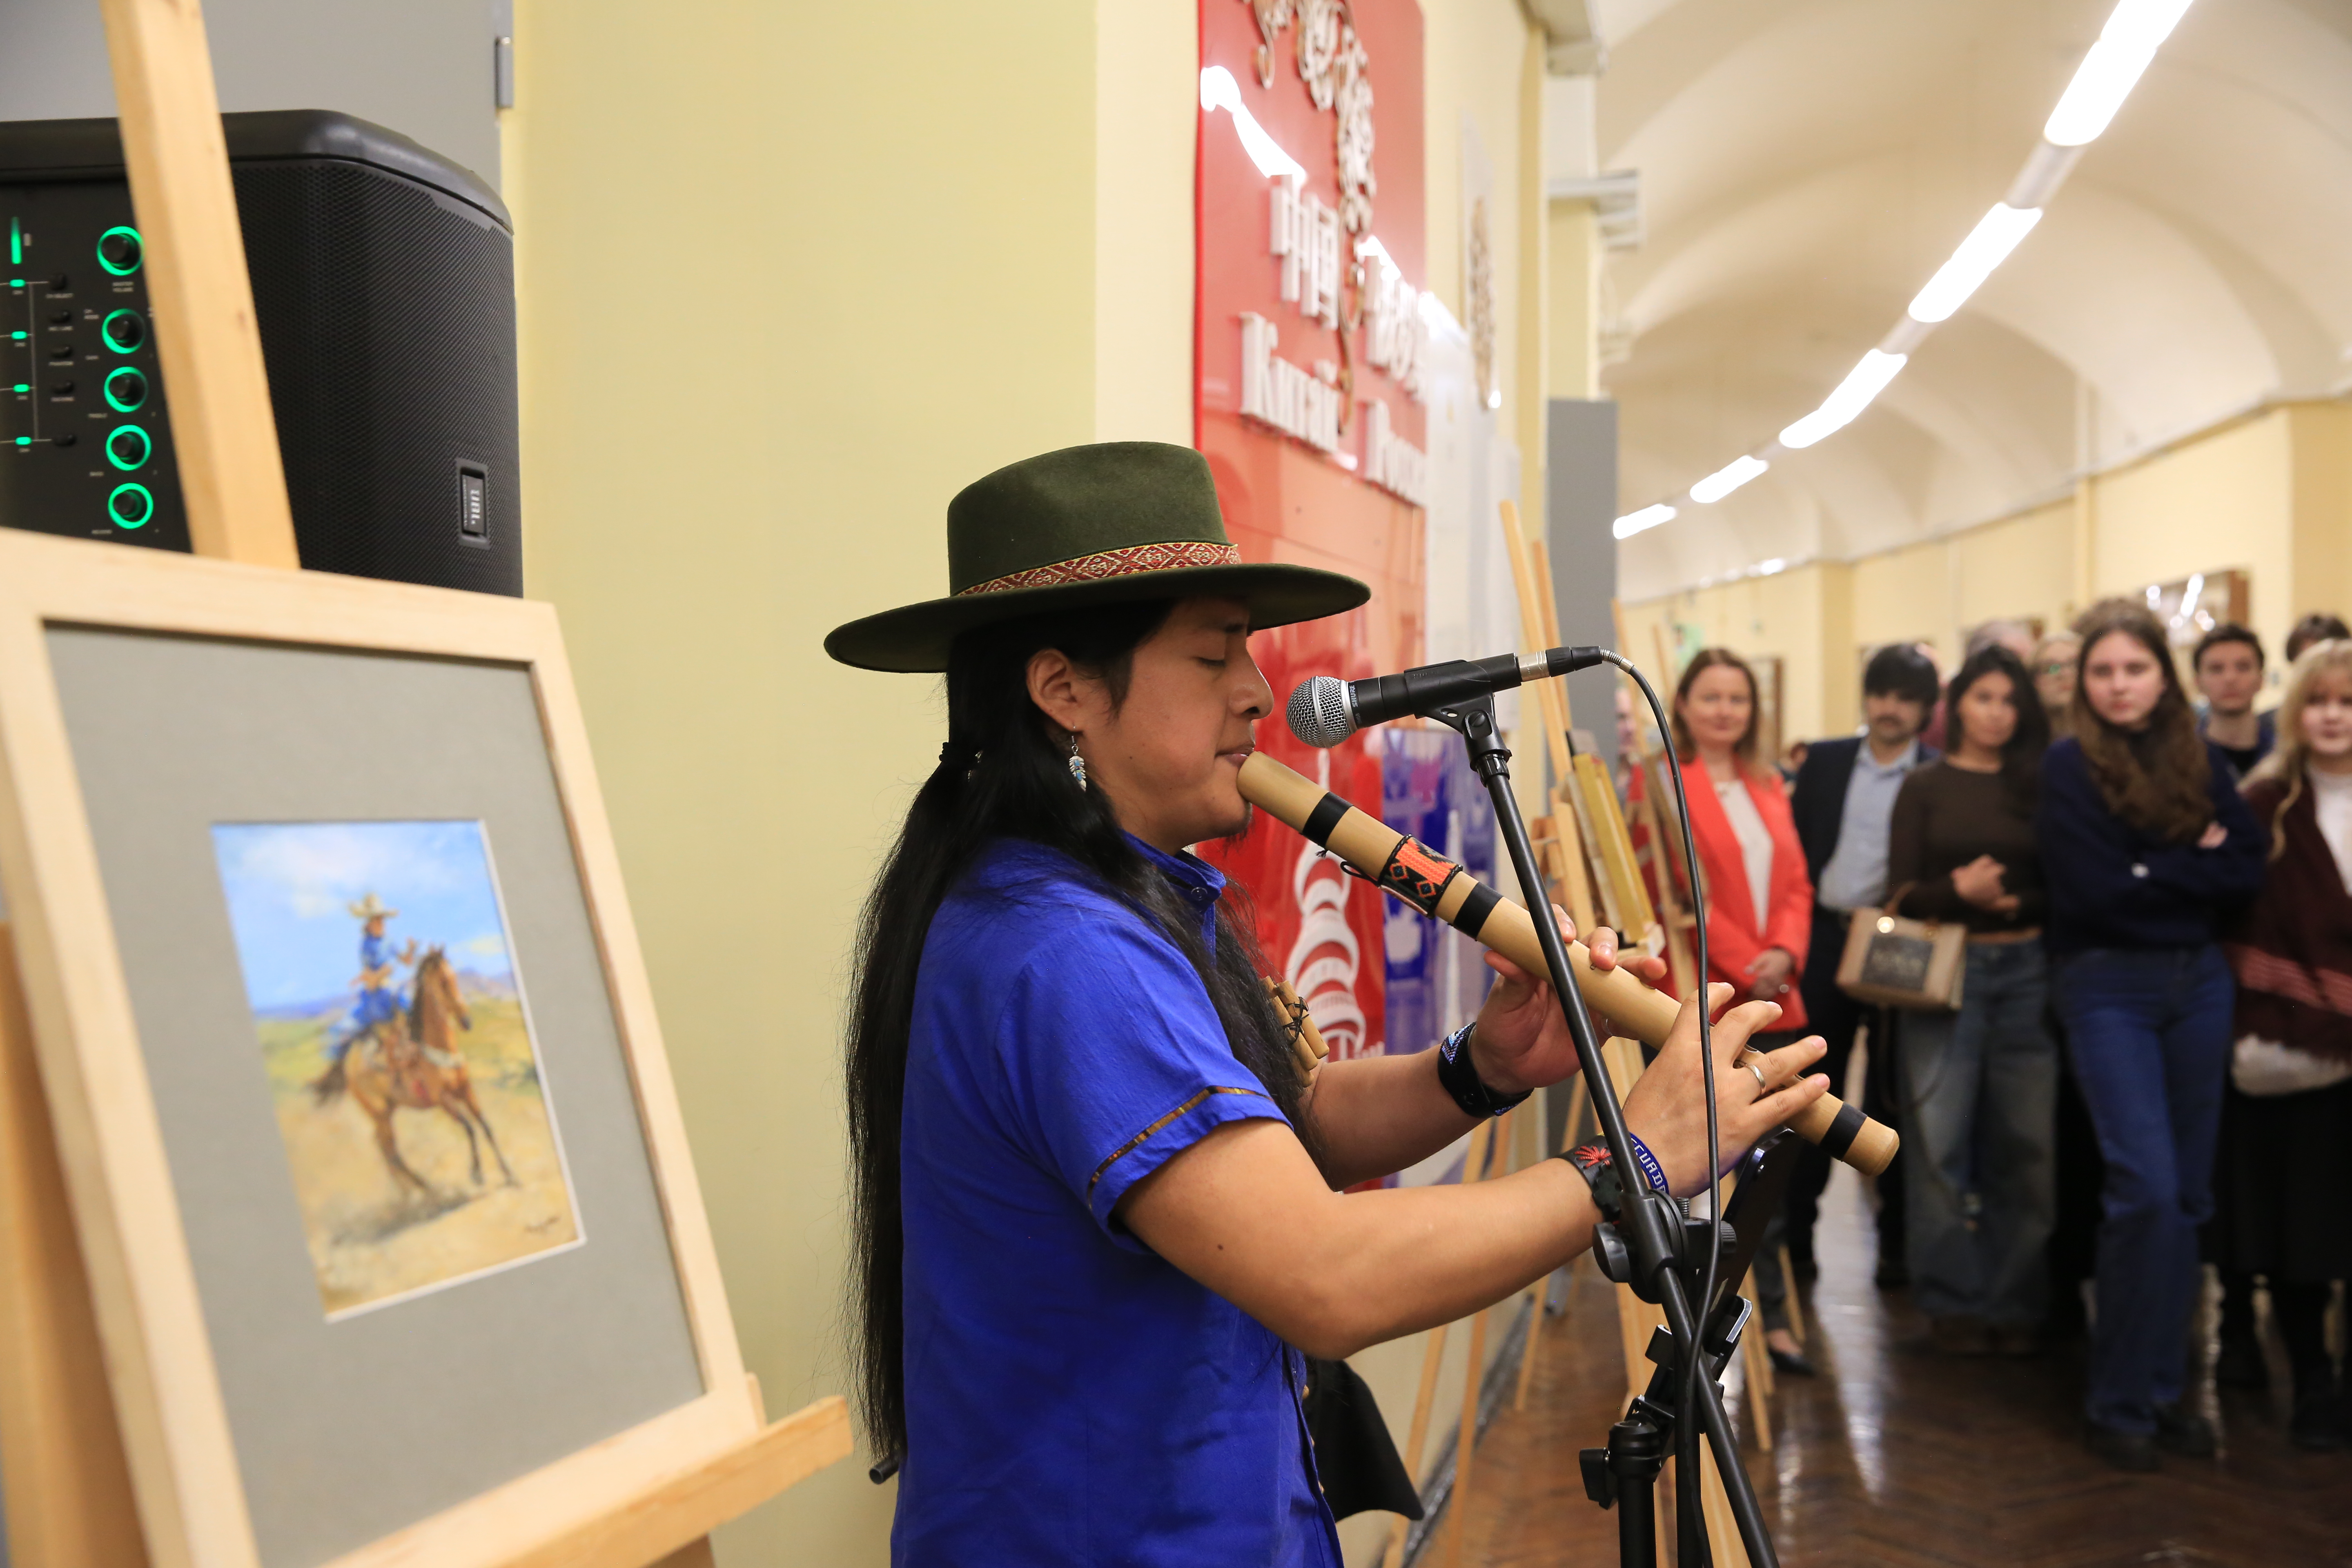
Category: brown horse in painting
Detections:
[{"x1": 322, "y1": 946, "x2": 516, "y2": 1196}]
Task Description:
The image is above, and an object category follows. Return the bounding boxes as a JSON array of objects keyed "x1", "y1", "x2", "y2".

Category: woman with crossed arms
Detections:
[{"x1": 824, "y1": 442, "x2": 1830, "y2": 1566}]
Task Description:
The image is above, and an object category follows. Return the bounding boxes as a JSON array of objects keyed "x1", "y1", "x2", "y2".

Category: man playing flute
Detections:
[{"x1": 824, "y1": 441, "x2": 1829, "y2": 1566}]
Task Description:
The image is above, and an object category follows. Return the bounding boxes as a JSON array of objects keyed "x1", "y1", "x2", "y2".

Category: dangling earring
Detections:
[{"x1": 1067, "y1": 731, "x2": 1088, "y2": 791}]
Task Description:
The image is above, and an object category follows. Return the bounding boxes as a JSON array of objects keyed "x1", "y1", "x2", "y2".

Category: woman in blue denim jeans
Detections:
[
  {"x1": 2038, "y1": 605, "x2": 2267, "y2": 1472},
  {"x1": 1886, "y1": 646, "x2": 2054, "y2": 1360}
]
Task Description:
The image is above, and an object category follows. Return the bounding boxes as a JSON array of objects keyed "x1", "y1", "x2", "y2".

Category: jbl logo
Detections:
[{"x1": 457, "y1": 463, "x2": 488, "y2": 546}]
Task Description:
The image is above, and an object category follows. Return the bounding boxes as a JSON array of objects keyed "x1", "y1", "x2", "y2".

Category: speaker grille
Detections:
[{"x1": 238, "y1": 160, "x2": 520, "y2": 594}]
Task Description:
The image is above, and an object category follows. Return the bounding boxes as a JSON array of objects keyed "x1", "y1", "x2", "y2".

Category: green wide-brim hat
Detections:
[{"x1": 823, "y1": 442, "x2": 1370, "y2": 673}]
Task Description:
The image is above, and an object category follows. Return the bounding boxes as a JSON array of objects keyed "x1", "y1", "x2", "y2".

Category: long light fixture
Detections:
[
  {"x1": 2045, "y1": 0, "x2": 2198, "y2": 145},
  {"x1": 1780, "y1": 350, "x2": 1909, "y2": 448},
  {"x1": 1613, "y1": 502, "x2": 1677, "y2": 539},
  {"x1": 1617, "y1": 0, "x2": 2195, "y2": 539},
  {"x1": 1690, "y1": 455, "x2": 1769, "y2": 503},
  {"x1": 1906, "y1": 204, "x2": 2044, "y2": 323}
]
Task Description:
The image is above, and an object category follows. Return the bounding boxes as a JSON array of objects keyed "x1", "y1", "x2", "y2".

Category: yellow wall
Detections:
[
  {"x1": 1095, "y1": 0, "x2": 1196, "y2": 444},
  {"x1": 1624, "y1": 401, "x2": 2352, "y2": 746},
  {"x1": 2093, "y1": 408, "x2": 2294, "y2": 662},
  {"x1": 1619, "y1": 566, "x2": 1832, "y2": 746},
  {"x1": 1546, "y1": 201, "x2": 1599, "y2": 401},
  {"x1": 509, "y1": 2, "x2": 1096, "y2": 1559},
  {"x1": 507, "y1": 2, "x2": 1565, "y2": 1562},
  {"x1": 2287, "y1": 401, "x2": 2352, "y2": 625}
]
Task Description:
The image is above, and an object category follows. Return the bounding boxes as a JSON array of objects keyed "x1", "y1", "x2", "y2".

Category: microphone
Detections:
[{"x1": 1286, "y1": 646, "x2": 1610, "y2": 747}]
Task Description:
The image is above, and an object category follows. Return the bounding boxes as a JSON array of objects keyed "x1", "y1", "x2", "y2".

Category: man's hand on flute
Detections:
[{"x1": 1467, "y1": 904, "x2": 1669, "y2": 1094}]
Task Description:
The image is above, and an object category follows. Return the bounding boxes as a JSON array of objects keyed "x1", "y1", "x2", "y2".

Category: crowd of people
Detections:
[{"x1": 1660, "y1": 605, "x2": 2352, "y2": 1472}]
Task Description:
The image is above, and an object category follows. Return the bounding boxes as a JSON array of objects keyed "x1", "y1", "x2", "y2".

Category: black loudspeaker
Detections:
[{"x1": 0, "y1": 110, "x2": 520, "y2": 595}]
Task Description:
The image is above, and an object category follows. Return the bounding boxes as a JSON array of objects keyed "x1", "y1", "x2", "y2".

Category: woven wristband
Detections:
[
  {"x1": 1559, "y1": 1142, "x2": 1625, "y2": 1222},
  {"x1": 1436, "y1": 1021, "x2": 1534, "y2": 1118}
]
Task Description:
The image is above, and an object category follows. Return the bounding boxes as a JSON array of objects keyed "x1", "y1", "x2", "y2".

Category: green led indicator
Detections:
[
  {"x1": 8, "y1": 331, "x2": 22, "y2": 341},
  {"x1": 10, "y1": 384, "x2": 26, "y2": 394},
  {"x1": 13, "y1": 437, "x2": 26, "y2": 447},
  {"x1": 107, "y1": 483, "x2": 155, "y2": 529},
  {"x1": 97, "y1": 227, "x2": 143, "y2": 276},
  {"x1": 104, "y1": 367, "x2": 147, "y2": 412},
  {"x1": 105, "y1": 425, "x2": 150, "y2": 471},
  {"x1": 8, "y1": 216, "x2": 20, "y2": 266}
]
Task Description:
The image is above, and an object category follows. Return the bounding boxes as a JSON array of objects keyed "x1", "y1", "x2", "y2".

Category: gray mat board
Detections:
[{"x1": 45, "y1": 627, "x2": 701, "y2": 1568}]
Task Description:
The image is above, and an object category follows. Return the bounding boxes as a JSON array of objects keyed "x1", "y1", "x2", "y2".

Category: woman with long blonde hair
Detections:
[{"x1": 2207, "y1": 639, "x2": 2352, "y2": 1450}]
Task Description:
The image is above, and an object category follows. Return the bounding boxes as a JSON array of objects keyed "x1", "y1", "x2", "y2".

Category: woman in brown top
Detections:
[{"x1": 1886, "y1": 645, "x2": 2055, "y2": 1356}]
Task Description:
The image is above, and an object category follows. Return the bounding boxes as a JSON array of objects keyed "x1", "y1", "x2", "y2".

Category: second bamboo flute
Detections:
[{"x1": 1236, "y1": 751, "x2": 1898, "y2": 1176}]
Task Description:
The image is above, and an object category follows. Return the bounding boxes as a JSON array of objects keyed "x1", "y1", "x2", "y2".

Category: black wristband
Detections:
[
  {"x1": 1557, "y1": 1142, "x2": 1624, "y2": 1222},
  {"x1": 1436, "y1": 1021, "x2": 1534, "y2": 1119}
]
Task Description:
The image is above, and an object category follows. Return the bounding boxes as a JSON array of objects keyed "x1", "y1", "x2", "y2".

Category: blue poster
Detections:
[{"x1": 1376, "y1": 728, "x2": 1497, "y2": 1061}]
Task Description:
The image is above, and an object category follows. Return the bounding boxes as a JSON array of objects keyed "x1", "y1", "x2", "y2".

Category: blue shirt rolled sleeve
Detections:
[
  {"x1": 989, "y1": 924, "x2": 1285, "y2": 1244},
  {"x1": 895, "y1": 837, "x2": 1340, "y2": 1568}
]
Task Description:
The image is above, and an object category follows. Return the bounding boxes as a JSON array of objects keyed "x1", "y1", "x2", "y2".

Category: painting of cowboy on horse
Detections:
[{"x1": 211, "y1": 820, "x2": 581, "y2": 1319}]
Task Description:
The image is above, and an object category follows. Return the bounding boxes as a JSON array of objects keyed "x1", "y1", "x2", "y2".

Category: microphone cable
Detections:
[{"x1": 1595, "y1": 650, "x2": 1721, "y2": 1434}]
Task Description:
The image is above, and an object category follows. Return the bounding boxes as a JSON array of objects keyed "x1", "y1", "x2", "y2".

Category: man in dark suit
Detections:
[{"x1": 1787, "y1": 644, "x2": 1940, "y2": 1285}]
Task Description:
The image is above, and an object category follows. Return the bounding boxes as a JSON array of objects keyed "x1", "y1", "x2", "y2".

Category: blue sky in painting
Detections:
[{"x1": 210, "y1": 820, "x2": 518, "y2": 1013}]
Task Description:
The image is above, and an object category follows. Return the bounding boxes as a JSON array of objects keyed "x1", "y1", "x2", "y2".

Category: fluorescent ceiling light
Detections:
[
  {"x1": 1779, "y1": 349, "x2": 1909, "y2": 449},
  {"x1": 1907, "y1": 204, "x2": 2043, "y2": 323},
  {"x1": 1689, "y1": 455, "x2": 1769, "y2": 504},
  {"x1": 1199, "y1": 67, "x2": 1307, "y2": 182},
  {"x1": 2044, "y1": 0, "x2": 2197, "y2": 146},
  {"x1": 1613, "y1": 503, "x2": 1676, "y2": 539},
  {"x1": 1755, "y1": 558, "x2": 1787, "y2": 576}
]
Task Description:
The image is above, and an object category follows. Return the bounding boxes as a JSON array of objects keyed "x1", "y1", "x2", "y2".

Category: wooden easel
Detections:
[{"x1": 0, "y1": 3, "x2": 849, "y2": 1563}]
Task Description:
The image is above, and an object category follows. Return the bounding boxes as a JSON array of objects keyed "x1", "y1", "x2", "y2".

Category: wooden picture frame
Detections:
[{"x1": 0, "y1": 528, "x2": 844, "y2": 1568}]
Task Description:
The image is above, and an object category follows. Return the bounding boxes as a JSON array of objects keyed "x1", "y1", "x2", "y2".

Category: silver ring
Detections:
[{"x1": 1746, "y1": 1062, "x2": 1769, "y2": 1094}]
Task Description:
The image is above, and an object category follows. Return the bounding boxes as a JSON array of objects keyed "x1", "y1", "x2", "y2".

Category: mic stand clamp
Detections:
[{"x1": 1420, "y1": 694, "x2": 1776, "y2": 1568}]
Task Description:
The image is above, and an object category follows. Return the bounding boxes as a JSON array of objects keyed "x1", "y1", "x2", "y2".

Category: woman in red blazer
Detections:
[
  {"x1": 1673, "y1": 647, "x2": 1819, "y2": 1372},
  {"x1": 1675, "y1": 649, "x2": 1814, "y2": 1028}
]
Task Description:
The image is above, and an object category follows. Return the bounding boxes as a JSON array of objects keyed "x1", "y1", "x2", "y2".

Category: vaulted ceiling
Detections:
[{"x1": 1596, "y1": 0, "x2": 2352, "y2": 598}]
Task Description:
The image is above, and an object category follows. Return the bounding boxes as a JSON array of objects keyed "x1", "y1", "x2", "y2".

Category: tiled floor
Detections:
[{"x1": 1450, "y1": 1167, "x2": 2352, "y2": 1567}]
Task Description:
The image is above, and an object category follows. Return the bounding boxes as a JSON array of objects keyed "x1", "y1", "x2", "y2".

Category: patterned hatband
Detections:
[{"x1": 956, "y1": 539, "x2": 1244, "y2": 597}]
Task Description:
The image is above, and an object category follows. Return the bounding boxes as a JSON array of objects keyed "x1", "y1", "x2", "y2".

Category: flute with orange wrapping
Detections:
[{"x1": 1237, "y1": 751, "x2": 1898, "y2": 1177}]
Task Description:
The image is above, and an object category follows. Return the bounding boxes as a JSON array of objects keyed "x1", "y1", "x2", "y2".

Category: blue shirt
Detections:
[
  {"x1": 893, "y1": 835, "x2": 1341, "y2": 1568},
  {"x1": 2037, "y1": 736, "x2": 2268, "y2": 955},
  {"x1": 339, "y1": 930, "x2": 403, "y2": 1034},
  {"x1": 1814, "y1": 740, "x2": 1918, "y2": 911}
]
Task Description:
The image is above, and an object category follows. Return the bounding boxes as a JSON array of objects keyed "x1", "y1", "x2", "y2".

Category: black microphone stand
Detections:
[{"x1": 1419, "y1": 691, "x2": 1776, "y2": 1568}]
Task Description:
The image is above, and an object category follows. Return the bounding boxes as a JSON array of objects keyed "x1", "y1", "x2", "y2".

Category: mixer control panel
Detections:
[{"x1": 4, "y1": 187, "x2": 189, "y2": 551}]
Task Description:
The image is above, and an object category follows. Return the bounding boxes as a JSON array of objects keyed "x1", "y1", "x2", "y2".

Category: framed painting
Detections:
[{"x1": 0, "y1": 529, "x2": 774, "y2": 1568}]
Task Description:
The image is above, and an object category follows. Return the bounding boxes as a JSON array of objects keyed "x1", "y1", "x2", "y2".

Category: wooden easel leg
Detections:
[
  {"x1": 1383, "y1": 1323, "x2": 1449, "y2": 1568},
  {"x1": 0, "y1": 926, "x2": 149, "y2": 1568},
  {"x1": 1778, "y1": 1245, "x2": 1805, "y2": 1345}
]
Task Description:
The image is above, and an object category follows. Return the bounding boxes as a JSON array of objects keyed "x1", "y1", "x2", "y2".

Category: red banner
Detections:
[{"x1": 1194, "y1": 0, "x2": 1427, "y2": 1061}]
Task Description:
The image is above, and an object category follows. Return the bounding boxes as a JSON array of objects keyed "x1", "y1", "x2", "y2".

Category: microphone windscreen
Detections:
[{"x1": 1287, "y1": 675, "x2": 1355, "y2": 748}]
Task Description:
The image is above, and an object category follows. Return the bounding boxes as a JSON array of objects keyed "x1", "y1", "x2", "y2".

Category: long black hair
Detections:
[
  {"x1": 844, "y1": 597, "x2": 1310, "y2": 1463},
  {"x1": 1944, "y1": 643, "x2": 2048, "y2": 808}
]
